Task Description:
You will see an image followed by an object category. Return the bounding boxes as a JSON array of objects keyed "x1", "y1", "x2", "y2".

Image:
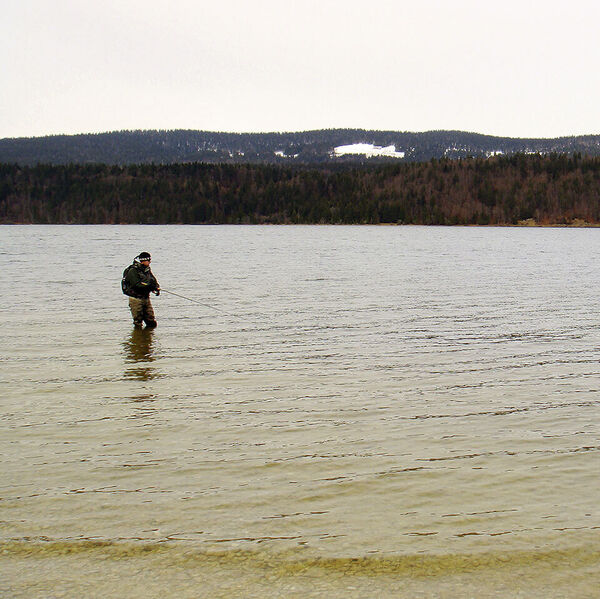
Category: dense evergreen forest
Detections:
[
  {"x1": 2, "y1": 153, "x2": 600, "y2": 225},
  {"x1": 2, "y1": 128, "x2": 600, "y2": 165}
]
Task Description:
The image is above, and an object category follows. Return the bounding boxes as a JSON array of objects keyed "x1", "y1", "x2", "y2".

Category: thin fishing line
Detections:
[{"x1": 161, "y1": 289, "x2": 238, "y2": 318}]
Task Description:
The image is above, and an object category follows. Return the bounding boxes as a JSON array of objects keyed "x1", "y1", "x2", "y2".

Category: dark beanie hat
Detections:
[{"x1": 137, "y1": 252, "x2": 151, "y2": 260}]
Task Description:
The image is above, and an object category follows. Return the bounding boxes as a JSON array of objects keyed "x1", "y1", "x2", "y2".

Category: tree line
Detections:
[
  {"x1": 1, "y1": 153, "x2": 600, "y2": 225},
  {"x1": 3, "y1": 128, "x2": 600, "y2": 165}
]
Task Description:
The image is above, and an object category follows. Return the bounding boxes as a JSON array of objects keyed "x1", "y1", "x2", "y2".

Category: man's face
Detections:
[{"x1": 140, "y1": 259, "x2": 151, "y2": 267}]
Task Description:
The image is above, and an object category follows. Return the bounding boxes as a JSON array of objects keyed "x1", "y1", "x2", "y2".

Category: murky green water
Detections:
[{"x1": 1, "y1": 225, "x2": 599, "y2": 597}]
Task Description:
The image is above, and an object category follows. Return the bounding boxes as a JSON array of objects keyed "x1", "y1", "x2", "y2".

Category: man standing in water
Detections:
[{"x1": 121, "y1": 252, "x2": 160, "y2": 328}]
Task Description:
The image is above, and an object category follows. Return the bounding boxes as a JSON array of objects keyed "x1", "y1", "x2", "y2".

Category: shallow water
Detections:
[{"x1": 1, "y1": 225, "x2": 599, "y2": 597}]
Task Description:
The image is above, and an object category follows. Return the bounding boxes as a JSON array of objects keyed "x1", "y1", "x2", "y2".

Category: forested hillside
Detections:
[
  {"x1": 2, "y1": 153, "x2": 599, "y2": 225},
  {"x1": 2, "y1": 129, "x2": 600, "y2": 165}
]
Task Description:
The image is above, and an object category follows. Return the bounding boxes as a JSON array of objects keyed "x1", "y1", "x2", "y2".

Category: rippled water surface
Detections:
[{"x1": 2, "y1": 225, "x2": 599, "y2": 597}]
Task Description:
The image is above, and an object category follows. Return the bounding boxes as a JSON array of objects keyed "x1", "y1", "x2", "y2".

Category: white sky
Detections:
[{"x1": 2, "y1": 0, "x2": 599, "y2": 139}]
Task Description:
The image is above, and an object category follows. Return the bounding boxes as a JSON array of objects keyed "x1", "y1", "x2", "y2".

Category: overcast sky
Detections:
[{"x1": 3, "y1": 0, "x2": 599, "y2": 139}]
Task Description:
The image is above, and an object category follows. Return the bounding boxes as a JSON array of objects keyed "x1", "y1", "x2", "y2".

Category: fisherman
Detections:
[{"x1": 121, "y1": 252, "x2": 160, "y2": 328}]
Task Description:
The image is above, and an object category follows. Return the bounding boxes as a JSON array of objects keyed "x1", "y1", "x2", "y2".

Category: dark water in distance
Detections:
[{"x1": 1, "y1": 225, "x2": 599, "y2": 598}]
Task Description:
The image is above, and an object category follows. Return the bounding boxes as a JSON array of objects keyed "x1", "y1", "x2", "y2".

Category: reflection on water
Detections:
[
  {"x1": 128, "y1": 393, "x2": 158, "y2": 419},
  {"x1": 122, "y1": 327, "x2": 159, "y2": 381}
]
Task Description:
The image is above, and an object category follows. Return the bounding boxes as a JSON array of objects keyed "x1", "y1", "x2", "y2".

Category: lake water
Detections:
[{"x1": 1, "y1": 225, "x2": 599, "y2": 598}]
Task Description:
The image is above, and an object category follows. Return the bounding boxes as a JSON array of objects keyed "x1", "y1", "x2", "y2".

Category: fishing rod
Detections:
[{"x1": 160, "y1": 289, "x2": 237, "y2": 318}]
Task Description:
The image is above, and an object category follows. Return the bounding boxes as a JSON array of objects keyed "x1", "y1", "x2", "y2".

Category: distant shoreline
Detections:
[{"x1": 2, "y1": 221, "x2": 600, "y2": 227}]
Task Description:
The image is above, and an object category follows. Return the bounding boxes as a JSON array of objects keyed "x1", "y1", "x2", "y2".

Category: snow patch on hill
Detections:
[{"x1": 332, "y1": 143, "x2": 405, "y2": 158}]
